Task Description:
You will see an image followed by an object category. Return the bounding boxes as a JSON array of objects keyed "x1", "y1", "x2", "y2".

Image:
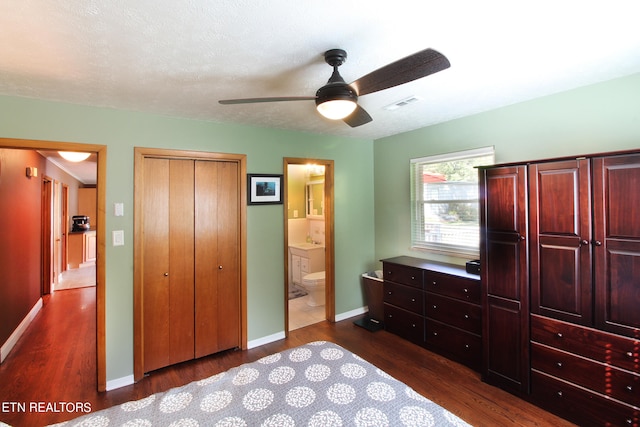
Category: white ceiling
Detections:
[{"x1": 2, "y1": 1, "x2": 640, "y2": 141}]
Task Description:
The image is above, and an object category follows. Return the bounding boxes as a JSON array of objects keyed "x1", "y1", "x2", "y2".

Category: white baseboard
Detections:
[
  {"x1": 247, "y1": 331, "x2": 286, "y2": 349},
  {"x1": 106, "y1": 375, "x2": 134, "y2": 391},
  {"x1": 335, "y1": 306, "x2": 367, "y2": 322},
  {"x1": 1, "y1": 298, "x2": 43, "y2": 364}
]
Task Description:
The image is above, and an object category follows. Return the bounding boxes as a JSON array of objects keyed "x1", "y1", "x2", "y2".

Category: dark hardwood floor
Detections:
[{"x1": 0, "y1": 287, "x2": 576, "y2": 427}]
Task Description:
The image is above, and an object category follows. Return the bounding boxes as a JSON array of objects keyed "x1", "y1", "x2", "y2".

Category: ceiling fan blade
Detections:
[
  {"x1": 219, "y1": 96, "x2": 316, "y2": 105},
  {"x1": 343, "y1": 105, "x2": 372, "y2": 128},
  {"x1": 350, "y1": 48, "x2": 450, "y2": 96}
]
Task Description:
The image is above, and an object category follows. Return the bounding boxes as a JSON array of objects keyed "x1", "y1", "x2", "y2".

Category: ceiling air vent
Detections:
[{"x1": 383, "y1": 95, "x2": 422, "y2": 111}]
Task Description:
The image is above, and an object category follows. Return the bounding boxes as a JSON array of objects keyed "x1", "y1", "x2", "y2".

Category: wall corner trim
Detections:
[
  {"x1": 105, "y1": 375, "x2": 135, "y2": 391},
  {"x1": 247, "y1": 331, "x2": 286, "y2": 349},
  {"x1": 335, "y1": 307, "x2": 367, "y2": 322}
]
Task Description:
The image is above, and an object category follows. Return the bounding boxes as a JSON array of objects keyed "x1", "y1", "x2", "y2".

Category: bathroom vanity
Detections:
[{"x1": 289, "y1": 243, "x2": 325, "y2": 286}]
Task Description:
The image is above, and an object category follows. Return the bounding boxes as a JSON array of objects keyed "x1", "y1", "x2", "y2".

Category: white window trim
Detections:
[{"x1": 410, "y1": 146, "x2": 495, "y2": 259}]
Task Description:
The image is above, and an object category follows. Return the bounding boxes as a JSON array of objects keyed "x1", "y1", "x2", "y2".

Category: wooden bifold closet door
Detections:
[{"x1": 141, "y1": 157, "x2": 240, "y2": 374}]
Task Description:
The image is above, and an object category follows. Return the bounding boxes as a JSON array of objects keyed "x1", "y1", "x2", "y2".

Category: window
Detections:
[{"x1": 410, "y1": 147, "x2": 495, "y2": 258}]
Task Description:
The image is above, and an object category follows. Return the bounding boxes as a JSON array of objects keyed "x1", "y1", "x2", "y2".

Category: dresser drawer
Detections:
[
  {"x1": 424, "y1": 271, "x2": 480, "y2": 303},
  {"x1": 384, "y1": 282, "x2": 424, "y2": 315},
  {"x1": 425, "y1": 292, "x2": 481, "y2": 335},
  {"x1": 425, "y1": 319, "x2": 481, "y2": 370},
  {"x1": 531, "y1": 314, "x2": 640, "y2": 372},
  {"x1": 384, "y1": 303, "x2": 424, "y2": 344},
  {"x1": 383, "y1": 262, "x2": 423, "y2": 289},
  {"x1": 532, "y1": 342, "x2": 640, "y2": 407},
  {"x1": 531, "y1": 370, "x2": 639, "y2": 427}
]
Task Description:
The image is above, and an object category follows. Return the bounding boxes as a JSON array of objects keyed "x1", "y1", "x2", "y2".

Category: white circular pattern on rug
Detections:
[
  {"x1": 285, "y1": 386, "x2": 316, "y2": 408},
  {"x1": 200, "y1": 390, "x2": 233, "y2": 412},
  {"x1": 122, "y1": 418, "x2": 152, "y2": 427},
  {"x1": 354, "y1": 407, "x2": 389, "y2": 426},
  {"x1": 367, "y1": 381, "x2": 396, "y2": 402},
  {"x1": 215, "y1": 416, "x2": 247, "y2": 427},
  {"x1": 232, "y1": 367, "x2": 260, "y2": 386},
  {"x1": 288, "y1": 347, "x2": 313, "y2": 362},
  {"x1": 73, "y1": 415, "x2": 110, "y2": 426},
  {"x1": 308, "y1": 410, "x2": 344, "y2": 427},
  {"x1": 320, "y1": 347, "x2": 344, "y2": 360},
  {"x1": 197, "y1": 372, "x2": 226, "y2": 386},
  {"x1": 257, "y1": 352, "x2": 282, "y2": 365},
  {"x1": 261, "y1": 413, "x2": 295, "y2": 427},
  {"x1": 168, "y1": 418, "x2": 199, "y2": 427},
  {"x1": 121, "y1": 394, "x2": 156, "y2": 412},
  {"x1": 340, "y1": 362, "x2": 367, "y2": 379},
  {"x1": 160, "y1": 392, "x2": 193, "y2": 413},
  {"x1": 399, "y1": 406, "x2": 435, "y2": 427},
  {"x1": 326, "y1": 383, "x2": 356, "y2": 404},
  {"x1": 268, "y1": 366, "x2": 296, "y2": 384},
  {"x1": 305, "y1": 363, "x2": 331, "y2": 382},
  {"x1": 242, "y1": 388, "x2": 274, "y2": 411}
]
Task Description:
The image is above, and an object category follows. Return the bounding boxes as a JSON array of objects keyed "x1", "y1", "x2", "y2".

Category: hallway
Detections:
[{"x1": 0, "y1": 287, "x2": 96, "y2": 427}]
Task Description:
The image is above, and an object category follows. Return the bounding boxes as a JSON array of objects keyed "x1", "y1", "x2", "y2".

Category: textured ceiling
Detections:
[{"x1": 2, "y1": 1, "x2": 640, "y2": 141}]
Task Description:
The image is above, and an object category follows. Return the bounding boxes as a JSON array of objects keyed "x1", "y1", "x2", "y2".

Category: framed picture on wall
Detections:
[{"x1": 247, "y1": 174, "x2": 283, "y2": 205}]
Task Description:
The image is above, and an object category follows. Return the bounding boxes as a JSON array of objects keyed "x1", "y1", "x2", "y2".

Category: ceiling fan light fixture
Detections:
[
  {"x1": 316, "y1": 99, "x2": 357, "y2": 120},
  {"x1": 59, "y1": 151, "x2": 91, "y2": 162}
]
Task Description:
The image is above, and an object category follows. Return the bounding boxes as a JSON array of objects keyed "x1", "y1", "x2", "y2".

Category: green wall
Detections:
[
  {"x1": 374, "y1": 72, "x2": 640, "y2": 266},
  {"x1": 0, "y1": 96, "x2": 375, "y2": 383}
]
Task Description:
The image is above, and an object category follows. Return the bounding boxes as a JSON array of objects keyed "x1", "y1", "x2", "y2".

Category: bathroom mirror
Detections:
[{"x1": 306, "y1": 180, "x2": 324, "y2": 218}]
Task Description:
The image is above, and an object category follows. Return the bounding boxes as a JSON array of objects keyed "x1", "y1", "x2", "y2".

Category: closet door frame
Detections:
[{"x1": 133, "y1": 147, "x2": 247, "y2": 381}]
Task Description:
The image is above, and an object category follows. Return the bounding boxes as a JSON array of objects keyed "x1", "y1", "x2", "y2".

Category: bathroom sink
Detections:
[{"x1": 289, "y1": 242, "x2": 324, "y2": 250}]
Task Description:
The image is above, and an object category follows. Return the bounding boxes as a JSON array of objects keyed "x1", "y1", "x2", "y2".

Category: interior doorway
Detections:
[
  {"x1": 283, "y1": 158, "x2": 335, "y2": 333},
  {"x1": 0, "y1": 138, "x2": 107, "y2": 391}
]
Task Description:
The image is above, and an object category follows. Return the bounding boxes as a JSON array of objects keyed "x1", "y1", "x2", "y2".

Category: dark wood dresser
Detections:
[{"x1": 381, "y1": 256, "x2": 481, "y2": 371}]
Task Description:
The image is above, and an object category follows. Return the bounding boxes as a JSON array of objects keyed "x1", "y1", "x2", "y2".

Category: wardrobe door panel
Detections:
[
  {"x1": 529, "y1": 160, "x2": 592, "y2": 325},
  {"x1": 594, "y1": 154, "x2": 640, "y2": 337},
  {"x1": 142, "y1": 158, "x2": 171, "y2": 373}
]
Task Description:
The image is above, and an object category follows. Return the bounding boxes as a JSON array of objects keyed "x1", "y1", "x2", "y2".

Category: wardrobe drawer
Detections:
[
  {"x1": 532, "y1": 342, "x2": 640, "y2": 407},
  {"x1": 425, "y1": 320, "x2": 481, "y2": 370},
  {"x1": 531, "y1": 370, "x2": 639, "y2": 427},
  {"x1": 425, "y1": 292, "x2": 481, "y2": 335},
  {"x1": 383, "y1": 262, "x2": 423, "y2": 289},
  {"x1": 424, "y1": 271, "x2": 480, "y2": 303},
  {"x1": 384, "y1": 282, "x2": 424, "y2": 315},
  {"x1": 531, "y1": 314, "x2": 640, "y2": 372},
  {"x1": 384, "y1": 303, "x2": 424, "y2": 345}
]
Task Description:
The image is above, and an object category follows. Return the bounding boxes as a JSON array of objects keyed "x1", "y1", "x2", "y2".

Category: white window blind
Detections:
[{"x1": 410, "y1": 147, "x2": 495, "y2": 258}]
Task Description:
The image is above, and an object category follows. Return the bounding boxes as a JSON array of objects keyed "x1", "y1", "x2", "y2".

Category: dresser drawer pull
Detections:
[
  {"x1": 626, "y1": 419, "x2": 633, "y2": 425},
  {"x1": 388, "y1": 291, "x2": 393, "y2": 295},
  {"x1": 627, "y1": 385, "x2": 634, "y2": 392},
  {"x1": 556, "y1": 391, "x2": 563, "y2": 398},
  {"x1": 556, "y1": 332, "x2": 563, "y2": 339},
  {"x1": 464, "y1": 344, "x2": 470, "y2": 349},
  {"x1": 463, "y1": 288, "x2": 468, "y2": 293},
  {"x1": 626, "y1": 351, "x2": 634, "y2": 358},
  {"x1": 412, "y1": 323, "x2": 416, "y2": 328},
  {"x1": 432, "y1": 305, "x2": 437, "y2": 309},
  {"x1": 433, "y1": 332, "x2": 438, "y2": 336},
  {"x1": 411, "y1": 276, "x2": 415, "y2": 280},
  {"x1": 411, "y1": 298, "x2": 416, "y2": 302},
  {"x1": 432, "y1": 281, "x2": 437, "y2": 286},
  {"x1": 464, "y1": 314, "x2": 469, "y2": 319},
  {"x1": 556, "y1": 362, "x2": 563, "y2": 368},
  {"x1": 388, "y1": 314, "x2": 393, "y2": 318}
]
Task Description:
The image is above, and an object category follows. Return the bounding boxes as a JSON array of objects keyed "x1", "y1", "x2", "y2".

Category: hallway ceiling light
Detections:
[{"x1": 59, "y1": 151, "x2": 91, "y2": 162}]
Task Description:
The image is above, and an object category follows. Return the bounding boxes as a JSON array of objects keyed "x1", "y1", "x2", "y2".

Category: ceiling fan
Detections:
[{"x1": 219, "y1": 48, "x2": 450, "y2": 127}]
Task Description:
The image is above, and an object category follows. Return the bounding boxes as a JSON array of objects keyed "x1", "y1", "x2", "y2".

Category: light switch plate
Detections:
[
  {"x1": 112, "y1": 230, "x2": 124, "y2": 246},
  {"x1": 114, "y1": 202, "x2": 124, "y2": 217}
]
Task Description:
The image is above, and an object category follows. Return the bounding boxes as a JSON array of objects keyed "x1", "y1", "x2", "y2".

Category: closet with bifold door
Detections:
[{"x1": 135, "y1": 149, "x2": 246, "y2": 377}]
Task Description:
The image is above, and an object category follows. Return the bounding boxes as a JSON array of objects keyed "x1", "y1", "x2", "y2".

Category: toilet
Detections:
[{"x1": 301, "y1": 271, "x2": 326, "y2": 307}]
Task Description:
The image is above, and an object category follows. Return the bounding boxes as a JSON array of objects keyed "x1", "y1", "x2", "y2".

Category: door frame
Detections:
[
  {"x1": 283, "y1": 158, "x2": 336, "y2": 331},
  {"x1": 0, "y1": 137, "x2": 107, "y2": 391},
  {"x1": 41, "y1": 175, "x2": 53, "y2": 295},
  {"x1": 133, "y1": 147, "x2": 248, "y2": 381}
]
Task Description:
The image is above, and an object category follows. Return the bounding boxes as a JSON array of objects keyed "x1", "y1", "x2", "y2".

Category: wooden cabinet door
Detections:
[
  {"x1": 529, "y1": 159, "x2": 592, "y2": 325},
  {"x1": 142, "y1": 158, "x2": 195, "y2": 373},
  {"x1": 194, "y1": 160, "x2": 240, "y2": 357},
  {"x1": 593, "y1": 154, "x2": 640, "y2": 338},
  {"x1": 479, "y1": 165, "x2": 529, "y2": 394}
]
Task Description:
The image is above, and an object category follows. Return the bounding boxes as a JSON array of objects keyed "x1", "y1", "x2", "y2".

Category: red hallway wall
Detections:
[{"x1": 0, "y1": 149, "x2": 46, "y2": 348}]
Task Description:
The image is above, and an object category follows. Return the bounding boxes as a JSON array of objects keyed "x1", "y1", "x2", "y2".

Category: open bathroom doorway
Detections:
[{"x1": 283, "y1": 158, "x2": 334, "y2": 333}]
